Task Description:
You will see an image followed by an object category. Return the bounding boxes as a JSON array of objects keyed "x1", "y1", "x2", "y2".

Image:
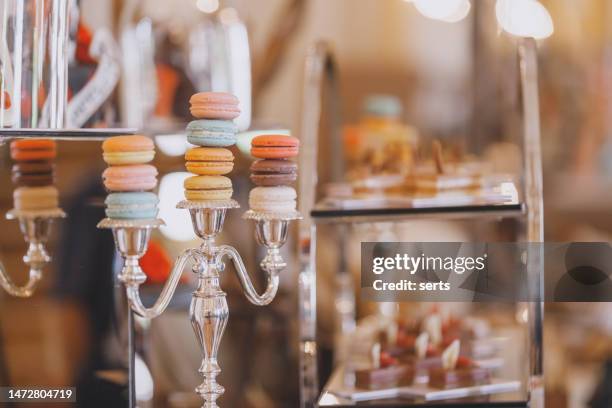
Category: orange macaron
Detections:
[
  {"x1": 102, "y1": 135, "x2": 155, "y2": 165},
  {"x1": 185, "y1": 147, "x2": 234, "y2": 175},
  {"x1": 251, "y1": 135, "x2": 300, "y2": 159},
  {"x1": 10, "y1": 139, "x2": 57, "y2": 161}
]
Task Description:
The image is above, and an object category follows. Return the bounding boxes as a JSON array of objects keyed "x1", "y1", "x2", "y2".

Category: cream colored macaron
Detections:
[
  {"x1": 103, "y1": 151, "x2": 156, "y2": 165},
  {"x1": 249, "y1": 186, "x2": 296, "y2": 213},
  {"x1": 13, "y1": 186, "x2": 59, "y2": 211}
]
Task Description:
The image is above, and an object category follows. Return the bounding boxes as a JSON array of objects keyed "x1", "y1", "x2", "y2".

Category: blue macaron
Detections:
[
  {"x1": 105, "y1": 192, "x2": 159, "y2": 219},
  {"x1": 186, "y1": 119, "x2": 238, "y2": 147}
]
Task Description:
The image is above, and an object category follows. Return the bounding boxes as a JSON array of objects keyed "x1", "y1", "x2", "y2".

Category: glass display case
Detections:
[{"x1": 296, "y1": 26, "x2": 546, "y2": 408}]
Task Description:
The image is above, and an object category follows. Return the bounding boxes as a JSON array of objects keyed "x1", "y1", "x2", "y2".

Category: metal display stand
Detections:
[
  {"x1": 297, "y1": 37, "x2": 545, "y2": 408},
  {"x1": 99, "y1": 201, "x2": 301, "y2": 408}
]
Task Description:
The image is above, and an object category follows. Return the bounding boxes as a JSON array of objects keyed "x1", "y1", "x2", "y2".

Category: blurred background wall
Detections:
[{"x1": 1, "y1": 1, "x2": 612, "y2": 407}]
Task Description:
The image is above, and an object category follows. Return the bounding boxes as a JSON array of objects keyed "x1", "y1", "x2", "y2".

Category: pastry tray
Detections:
[
  {"x1": 311, "y1": 180, "x2": 524, "y2": 223},
  {"x1": 318, "y1": 367, "x2": 527, "y2": 407},
  {"x1": 311, "y1": 201, "x2": 524, "y2": 224}
]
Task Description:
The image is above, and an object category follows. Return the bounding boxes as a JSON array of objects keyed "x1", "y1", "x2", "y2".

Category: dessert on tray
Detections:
[
  {"x1": 328, "y1": 310, "x2": 522, "y2": 402},
  {"x1": 318, "y1": 136, "x2": 518, "y2": 211},
  {"x1": 355, "y1": 344, "x2": 416, "y2": 390},
  {"x1": 376, "y1": 312, "x2": 492, "y2": 360},
  {"x1": 428, "y1": 340, "x2": 492, "y2": 389},
  {"x1": 406, "y1": 140, "x2": 482, "y2": 193}
]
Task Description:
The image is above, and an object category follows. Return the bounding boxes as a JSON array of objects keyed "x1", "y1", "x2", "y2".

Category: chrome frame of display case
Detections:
[
  {"x1": 98, "y1": 201, "x2": 301, "y2": 408},
  {"x1": 297, "y1": 37, "x2": 545, "y2": 407},
  {"x1": 297, "y1": 41, "x2": 340, "y2": 407},
  {"x1": 518, "y1": 38, "x2": 544, "y2": 406}
]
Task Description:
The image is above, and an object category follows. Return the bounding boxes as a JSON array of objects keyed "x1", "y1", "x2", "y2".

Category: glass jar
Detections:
[{"x1": 0, "y1": 0, "x2": 71, "y2": 129}]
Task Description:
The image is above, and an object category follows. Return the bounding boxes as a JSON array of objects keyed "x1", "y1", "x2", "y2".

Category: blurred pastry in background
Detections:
[
  {"x1": 343, "y1": 94, "x2": 417, "y2": 181},
  {"x1": 355, "y1": 343, "x2": 417, "y2": 390},
  {"x1": 406, "y1": 140, "x2": 482, "y2": 194},
  {"x1": 428, "y1": 341, "x2": 491, "y2": 389}
]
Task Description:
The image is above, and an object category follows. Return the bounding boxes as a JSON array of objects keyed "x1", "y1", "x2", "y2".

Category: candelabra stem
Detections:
[
  {"x1": 178, "y1": 203, "x2": 299, "y2": 407},
  {"x1": 191, "y1": 248, "x2": 228, "y2": 408},
  {"x1": 127, "y1": 308, "x2": 136, "y2": 408}
]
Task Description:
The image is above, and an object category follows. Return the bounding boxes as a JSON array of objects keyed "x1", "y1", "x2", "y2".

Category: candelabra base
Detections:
[{"x1": 99, "y1": 200, "x2": 300, "y2": 408}]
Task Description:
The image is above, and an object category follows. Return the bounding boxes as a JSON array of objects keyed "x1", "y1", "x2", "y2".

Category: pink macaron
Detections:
[
  {"x1": 189, "y1": 92, "x2": 241, "y2": 120},
  {"x1": 102, "y1": 165, "x2": 158, "y2": 192}
]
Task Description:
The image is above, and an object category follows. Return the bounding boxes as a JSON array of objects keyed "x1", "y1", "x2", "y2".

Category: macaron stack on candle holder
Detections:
[
  {"x1": 248, "y1": 134, "x2": 300, "y2": 214},
  {"x1": 246, "y1": 134, "x2": 301, "y2": 279},
  {"x1": 96, "y1": 135, "x2": 167, "y2": 297},
  {"x1": 100, "y1": 92, "x2": 301, "y2": 408},
  {"x1": 0, "y1": 139, "x2": 65, "y2": 297},
  {"x1": 177, "y1": 93, "x2": 302, "y2": 407}
]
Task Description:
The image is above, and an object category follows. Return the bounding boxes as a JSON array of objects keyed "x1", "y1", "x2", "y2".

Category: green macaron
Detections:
[
  {"x1": 105, "y1": 192, "x2": 159, "y2": 219},
  {"x1": 186, "y1": 119, "x2": 238, "y2": 147}
]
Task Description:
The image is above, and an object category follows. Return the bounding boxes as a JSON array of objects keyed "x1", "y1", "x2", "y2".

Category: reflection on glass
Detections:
[{"x1": 0, "y1": 138, "x2": 64, "y2": 297}]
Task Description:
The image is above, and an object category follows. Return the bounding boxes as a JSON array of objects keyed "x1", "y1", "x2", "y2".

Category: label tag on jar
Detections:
[{"x1": 67, "y1": 28, "x2": 120, "y2": 127}]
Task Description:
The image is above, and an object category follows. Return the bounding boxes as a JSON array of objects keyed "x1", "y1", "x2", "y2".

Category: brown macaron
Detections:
[
  {"x1": 250, "y1": 159, "x2": 297, "y2": 186},
  {"x1": 11, "y1": 162, "x2": 55, "y2": 187}
]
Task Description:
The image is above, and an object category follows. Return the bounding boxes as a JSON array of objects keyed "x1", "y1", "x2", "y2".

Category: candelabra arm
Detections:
[
  {"x1": 0, "y1": 242, "x2": 48, "y2": 298},
  {"x1": 215, "y1": 244, "x2": 280, "y2": 306},
  {"x1": 0, "y1": 260, "x2": 42, "y2": 298},
  {"x1": 125, "y1": 248, "x2": 204, "y2": 319}
]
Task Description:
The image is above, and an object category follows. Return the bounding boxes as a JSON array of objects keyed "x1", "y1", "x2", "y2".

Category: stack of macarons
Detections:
[
  {"x1": 10, "y1": 139, "x2": 56, "y2": 187},
  {"x1": 248, "y1": 135, "x2": 299, "y2": 214},
  {"x1": 183, "y1": 92, "x2": 239, "y2": 201},
  {"x1": 101, "y1": 135, "x2": 159, "y2": 220},
  {"x1": 10, "y1": 139, "x2": 59, "y2": 212}
]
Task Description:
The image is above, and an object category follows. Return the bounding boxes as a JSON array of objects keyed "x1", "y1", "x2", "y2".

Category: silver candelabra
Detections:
[
  {"x1": 98, "y1": 199, "x2": 300, "y2": 408},
  {"x1": 0, "y1": 209, "x2": 65, "y2": 297}
]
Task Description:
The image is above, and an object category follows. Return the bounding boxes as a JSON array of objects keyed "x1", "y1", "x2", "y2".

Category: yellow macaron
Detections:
[{"x1": 184, "y1": 175, "x2": 233, "y2": 201}]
